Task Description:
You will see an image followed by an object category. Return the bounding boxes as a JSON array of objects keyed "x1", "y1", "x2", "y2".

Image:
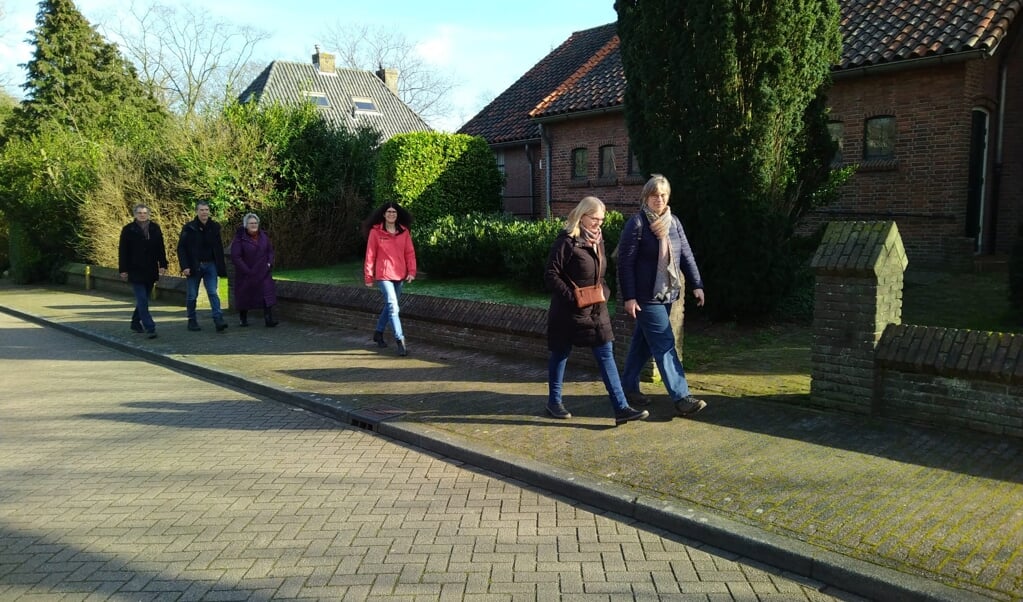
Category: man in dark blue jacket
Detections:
[{"x1": 177, "y1": 201, "x2": 228, "y2": 332}]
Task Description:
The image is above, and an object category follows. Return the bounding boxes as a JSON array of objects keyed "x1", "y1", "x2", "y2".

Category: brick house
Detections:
[
  {"x1": 239, "y1": 46, "x2": 430, "y2": 141},
  {"x1": 458, "y1": 2, "x2": 1023, "y2": 270}
]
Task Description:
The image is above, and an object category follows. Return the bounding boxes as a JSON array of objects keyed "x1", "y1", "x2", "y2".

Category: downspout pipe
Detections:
[
  {"x1": 525, "y1": 144, "x2": 536, "y2": 219},
  {"x1": 986, "y1": 20, "x2": 1023, "y2": 253},
  {"x1": 539, "y1": 123, "x2": 553, "y2": 219}
]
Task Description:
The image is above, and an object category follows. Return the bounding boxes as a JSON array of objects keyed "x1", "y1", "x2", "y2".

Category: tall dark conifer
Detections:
[
  {"x1": 8, "y1": 0, "x2": 164, "y2": 140},
  {"x1": 616, "y1": 0, "x2": 842, "y2": 320}
]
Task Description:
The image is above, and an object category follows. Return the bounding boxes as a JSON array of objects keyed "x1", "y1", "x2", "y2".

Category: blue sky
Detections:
[{"x1": 1, "y1": 1, "x2": 618, "y2": 131}]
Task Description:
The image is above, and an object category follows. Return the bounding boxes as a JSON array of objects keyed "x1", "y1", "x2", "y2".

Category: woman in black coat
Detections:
[
  {"x1": 118, "y1": 204, "x2": 168, "y2": 338},
  {"x1": 543, "y1": 196, "x2": 648, "y2": 426}
]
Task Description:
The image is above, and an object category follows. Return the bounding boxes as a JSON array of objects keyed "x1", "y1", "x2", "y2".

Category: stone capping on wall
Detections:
[
  {"x1": 877, "y1": 323, "x2": 1023, "y2": 384},
  {"x1": 62, "y1": 262, "x2": 556, "y2": 359},
  {"x1": 810, "y1": 220, "x2": 908, "y2": 276}
]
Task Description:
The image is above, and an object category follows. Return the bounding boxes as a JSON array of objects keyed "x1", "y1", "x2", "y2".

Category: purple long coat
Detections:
[{"x1": 230, "y1": 226, "x2": 278, "y2": 310}]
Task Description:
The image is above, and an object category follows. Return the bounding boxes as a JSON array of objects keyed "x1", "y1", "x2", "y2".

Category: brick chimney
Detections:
[
  {"x1": 313, "y1": 45, "x2": 335, "y2": 74},
  {"x1": 376, "y1": 67, "x2": 399, "y2": 94}
]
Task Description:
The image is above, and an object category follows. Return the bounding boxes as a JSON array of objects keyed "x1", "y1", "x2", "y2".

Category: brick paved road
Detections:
[{"x1": 0, "y1": 312, "x2": 858, "y2": 601}]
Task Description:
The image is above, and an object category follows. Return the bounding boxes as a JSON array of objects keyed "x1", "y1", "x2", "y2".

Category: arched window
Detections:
[
  {"x1": 599, "y1": 145, "x2": 616, "y2": 177},
  {"x1": 827, "y1": 121, "x2": 844, "y2": 164},
  {"x1": 864, "y1": 116, "x2": 895, "y2": 160},
  {"x1": 571, "y1": 148, "x2": 588, "y2": 179}
]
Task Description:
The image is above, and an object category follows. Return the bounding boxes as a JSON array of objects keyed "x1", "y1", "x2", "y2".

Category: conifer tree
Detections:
[
  {"x1": 616, "y1": 0, "x2": 843, "y2": 320},
  {"x1": 8, "y1": 0, "x2": 164, "y2": 140},
  {"x1": 0, "y1": 0, "x2": 165, "y2": 282}
]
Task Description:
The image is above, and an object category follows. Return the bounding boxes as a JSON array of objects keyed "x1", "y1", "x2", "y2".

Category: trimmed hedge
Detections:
[
  {"x1": 416, "y1": 211, "x2": 624, "y2": 293},
  {"x1": 375, "y1": 132, "x2": 503, "y2": 224}
]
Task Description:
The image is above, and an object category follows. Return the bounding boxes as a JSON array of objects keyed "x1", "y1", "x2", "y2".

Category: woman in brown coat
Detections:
[{"x1": 543, "y1": 196, "x2": 649, "y2": 426}]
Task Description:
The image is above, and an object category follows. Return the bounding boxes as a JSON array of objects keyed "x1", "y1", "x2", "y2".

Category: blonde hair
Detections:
[
  {"x1": 640, "y1": 173, "x2": 671, "y2": 206},
  {"x1": 564, "y1": 196, "x2": 605, "y2": 237}
]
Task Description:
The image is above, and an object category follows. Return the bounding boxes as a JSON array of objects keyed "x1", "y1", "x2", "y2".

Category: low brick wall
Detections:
[
  {"x1": 62, "y1": 263, "x2": 576, "y2": 366},
  {"x1": 875, "y1": 324, "x2": 1023, "y2": 437}
]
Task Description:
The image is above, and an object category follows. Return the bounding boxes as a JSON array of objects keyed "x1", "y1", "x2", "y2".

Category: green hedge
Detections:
[
  {"x1": 375, "y1": 132, "x2": 502, "y2": 224},
  {"x1": 416, "y1": 211, "x2": 624, "y2": 293}
]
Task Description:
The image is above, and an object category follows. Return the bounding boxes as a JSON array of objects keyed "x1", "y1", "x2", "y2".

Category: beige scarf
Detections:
[{"x1": 642, "y1": 206, "x2": 682, "y2": 301}]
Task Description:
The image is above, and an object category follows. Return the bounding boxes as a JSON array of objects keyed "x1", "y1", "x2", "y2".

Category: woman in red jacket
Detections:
[{"x1": 363, "y1": 202, "x2": 417, "y2": 356}]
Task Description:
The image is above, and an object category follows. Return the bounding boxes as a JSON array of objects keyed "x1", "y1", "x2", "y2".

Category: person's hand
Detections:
[
  {"x1": 119, "y1": 272, "x2": 128, "y2": 281},
  {"x1": 693, "y1": 288, "x2": 705, "y2": 307},
  {"x1": 625, "y1": 299, "x2": 640, "y2": 318},
  {"x1": 182, "y1": 268, "x2": 191, "y2": 277},
  {"x1": 405, "y1": 275, "x2": 415, "y2": 283},
  {"x1": 365, "y1": 282, "x2": 374, "y2": 288},
  {"x1": 158, "y1": 268, "x2": 166, "y2": 276}
]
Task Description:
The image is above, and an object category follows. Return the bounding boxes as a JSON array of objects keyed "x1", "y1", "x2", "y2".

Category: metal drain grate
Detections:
[{"x1": 349, "y1": 405, "x2": 407, "y2": 431}]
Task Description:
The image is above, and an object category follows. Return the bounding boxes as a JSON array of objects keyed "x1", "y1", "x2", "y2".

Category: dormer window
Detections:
[
  {"x1": 353, "y1": 97, "x2": 379, "y2": 114},
  {"x1": 303, "y1": 91, "x2": 329, "y2": 107}
]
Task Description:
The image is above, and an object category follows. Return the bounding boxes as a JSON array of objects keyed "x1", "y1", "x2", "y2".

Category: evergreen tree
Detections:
[
  {"x1": 7, "y1": 0, "x2": 165, "y2": 141},
  {"x1": 0, "y1": 0, "x2": 166, "y2": 282},
  {"x1": 616, "y1": 0, "x2": 843, "y2": 320}
]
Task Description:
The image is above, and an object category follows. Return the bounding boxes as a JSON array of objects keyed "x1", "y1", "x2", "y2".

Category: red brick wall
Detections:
[
  {"x1": 810, "y1": 57, "x2": 1009, "y2": 267},
  {"x1": 517, "y1": 49, "x2": 1023, "y2": 267},
  {"x1": 541, "y1": 112, "x2": 645, "y2": 218}
]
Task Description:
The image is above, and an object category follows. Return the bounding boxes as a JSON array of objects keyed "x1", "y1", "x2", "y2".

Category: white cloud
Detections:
[{"x1": 416, "y1": 25, "x2": 457, "y2": 67}]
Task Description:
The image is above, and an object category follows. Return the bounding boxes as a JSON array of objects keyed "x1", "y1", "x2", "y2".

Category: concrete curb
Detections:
[{"x1": 1, "y1": 302, "x2": 994, "y2": 602}]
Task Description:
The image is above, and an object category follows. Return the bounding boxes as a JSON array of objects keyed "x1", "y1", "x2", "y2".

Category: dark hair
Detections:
[
  {"x1": 195, "y1": 201, "x2": 211, "y2": 211},
  {"x1": 361, "y1": 202, "x2": 413, "y2": 237}
]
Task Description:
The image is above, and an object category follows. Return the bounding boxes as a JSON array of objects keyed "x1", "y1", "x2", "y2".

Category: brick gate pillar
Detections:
[{"x1": 810, "y1": 221, "x2": 907, "y2": 414}]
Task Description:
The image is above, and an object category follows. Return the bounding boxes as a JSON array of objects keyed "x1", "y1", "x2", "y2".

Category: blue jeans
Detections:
[
  {"x1": 185, "y1": 262, "x2": 223, "y2": 321},
  {"x1": 622, "y1": 302, "x2": 691, "y2": 401},
  {"x1": 375, "y1": 280, "x2": 404, "y2": 341},
  {"x1": 548, "y1": 340, "x2": 629, "y2": 412},
  {"x1": 130, "y1": 282, "x2": 156, "y2": 333}
]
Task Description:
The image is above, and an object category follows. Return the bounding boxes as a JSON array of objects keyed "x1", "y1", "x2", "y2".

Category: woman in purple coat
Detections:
[{"x1": 230, "y1": 213, "x2": 279, "y2": 327}]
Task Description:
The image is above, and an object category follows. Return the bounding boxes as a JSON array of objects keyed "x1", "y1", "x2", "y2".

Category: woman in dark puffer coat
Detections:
[{"x1": 544, "y1": 196, "x2": 649, "y2": 426}]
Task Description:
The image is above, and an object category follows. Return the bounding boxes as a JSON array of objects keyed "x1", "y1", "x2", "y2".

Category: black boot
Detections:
[
  {"x1": 396, "y1": 339, "x2": 408, "y2": 357},
  {"x1": 372, "y1": 331, "x2": 387, "y2": 347},
  {"x1": 264, "y1": 305, "x2": 278, "y2": 327},
  {"x1": 239, "y1": 310, "x2": 249, "y2": 327}
]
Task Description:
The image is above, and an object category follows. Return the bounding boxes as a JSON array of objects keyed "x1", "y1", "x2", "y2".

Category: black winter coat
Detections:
[
  {"x1": 118, "y1": 221, "x2": 168, "y2": 284},
  {"x1": 544, "y1": 230, "x2": 614, "y2": 350},
  {"x1": 177, "y1": 217, "x2": 227, "y2": 276}
]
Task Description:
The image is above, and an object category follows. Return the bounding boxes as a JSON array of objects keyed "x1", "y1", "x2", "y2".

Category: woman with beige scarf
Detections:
[{"x1": 616, "y1": 174, "x2": 707, "y2": 417}]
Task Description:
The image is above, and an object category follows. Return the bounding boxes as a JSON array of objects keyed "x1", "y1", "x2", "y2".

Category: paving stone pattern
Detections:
[{"x1": 0, "y1": 312, "x2": 852, "y2": 601}]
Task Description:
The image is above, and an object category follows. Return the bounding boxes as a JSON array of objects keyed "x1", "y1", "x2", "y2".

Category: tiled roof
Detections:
[
  {"x1": 840, "y1": 0, "x2": 1021, "y2": 70},
  {"x1": 460, "y1": 1, "x2": 1020, "y2": 143},
  {"x1": 458, "y1": 23, "x2": 617, "y2": 144},
  {"x1": 237, "y1": 61, "x2": 431, "y2": 141}
]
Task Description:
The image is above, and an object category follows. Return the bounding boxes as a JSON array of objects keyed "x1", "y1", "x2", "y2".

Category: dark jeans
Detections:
[
  {"x1": 185, "y1": 262, "x2": 223, "y2": 322},
  {"x1": 130, "y1": 282, "x2": 156, "y2": 333},
  {"x1": 548, "y1": 340, "x2": 629, "y2": 412}
]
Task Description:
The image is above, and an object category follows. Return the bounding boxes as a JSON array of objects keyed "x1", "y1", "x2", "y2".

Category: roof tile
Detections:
[
  {"x1": 238, "y1": 61, "x2": 430, "y2": 140},
  {"x1": 460, "y1": 1, "x2": 1020, "y2": 143}
]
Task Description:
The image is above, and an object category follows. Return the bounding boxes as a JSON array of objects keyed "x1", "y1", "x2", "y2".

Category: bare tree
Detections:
[
  {"x1": 320, "y1": 22, "x2": 456, "y2": 128},
  {"x1": 110, "y1": 0, "x2": 269, "y2": 117}
]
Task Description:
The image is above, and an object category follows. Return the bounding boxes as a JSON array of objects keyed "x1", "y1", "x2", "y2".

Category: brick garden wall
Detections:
[
  {"x1": 875, "y1": 324, "x2": 1023, "y2": 438},
  {"x1": 811, "y1": 221, "x2": 1023, "y2": 439},
  {"x1": 62, "y1": 264, "x2": 605, "y2": 370}
]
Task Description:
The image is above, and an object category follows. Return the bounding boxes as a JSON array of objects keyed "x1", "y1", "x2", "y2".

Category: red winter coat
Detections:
[{"x1": 364, "y1": 223, "x2": 417, "y2": 284}]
